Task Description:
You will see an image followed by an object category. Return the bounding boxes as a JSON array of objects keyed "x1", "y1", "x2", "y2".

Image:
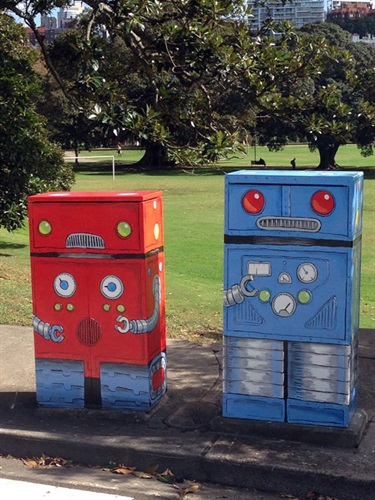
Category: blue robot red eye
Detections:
[
  {"x1": 311, "y1": 191, "x2": 335, "y2": 215},
  {"x1": 242, "y1": 190, "x2": 265, "y2": 214}
]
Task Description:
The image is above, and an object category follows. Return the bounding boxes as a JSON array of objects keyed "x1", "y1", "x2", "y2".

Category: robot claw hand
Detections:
[
  {"x1": 50, "y1": 324, "x2": 64, "y2": 343},
  {"x1": 115, "y1": 315, "x2": 130, "y2": 334},
  {"x1": 224, "y1": 274, "x2": 258, "y2": 307}
]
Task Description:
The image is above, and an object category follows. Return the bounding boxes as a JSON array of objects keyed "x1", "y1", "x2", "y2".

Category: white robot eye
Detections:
[
  {"x1": 100, "y1": 275, "x2": 124, "y2": 299},
  {"x1": 54, "y1": 273, "x2": 76, "y2": 298}
]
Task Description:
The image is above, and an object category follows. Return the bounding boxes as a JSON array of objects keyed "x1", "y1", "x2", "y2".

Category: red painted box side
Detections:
[
  {"x1": 31, "y1": 253, "x2": 166, "y2": 377},
  {"x1": 28, "y1": 191, "x2": 166, "y2": 409},
  {"x1": 28, "y1": 191, "x2": 163, "y2": 255}
]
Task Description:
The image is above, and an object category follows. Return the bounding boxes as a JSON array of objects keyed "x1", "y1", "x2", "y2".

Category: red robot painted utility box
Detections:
[{"x1": 28, "y1": 191, "x2": 166, "y2": 411}]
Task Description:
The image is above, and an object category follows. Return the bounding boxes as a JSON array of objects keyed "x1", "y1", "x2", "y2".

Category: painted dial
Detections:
[
  {"x1": 297, "y1": 263, "x2": 318, "y2": 283},
  {"x1": 100, "y1": 275, "x2": 124, "y2": 299},
  {"x1": 54, "y1": 273, "x2": 76, "y2": 298},
  {"x1": 272, "y1": 293, "x2": 296, "y2": 317}
]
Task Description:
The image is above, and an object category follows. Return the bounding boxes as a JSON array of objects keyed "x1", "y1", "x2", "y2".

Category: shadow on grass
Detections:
[{"x1": 0, "y1": 242, "x2": 27, "y2": 257}]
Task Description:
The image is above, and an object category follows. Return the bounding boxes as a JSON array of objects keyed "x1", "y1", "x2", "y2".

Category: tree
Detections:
[
  {"x1": 331, "y1": 16, "x2": 375, "y2": 38},
  {"x1": 1, "y1": 0, "x2": 253, "y2": 166},
  {"x1": 0, "y1": 13, "x2": 74, "y2": 231},
  {"x1": 253, "y1": 22, "x2": 375, "y2": 169},
  {"x1": 4, "y1": 0, "x2": 314, "y2": 168}
]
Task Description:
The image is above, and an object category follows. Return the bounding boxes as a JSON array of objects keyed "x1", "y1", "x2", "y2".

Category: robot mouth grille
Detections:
[
  {"x1": 257, "y1": 217, "x2": 321, "y2": 232},
  {"x1": 77, "y1": 318, "x2": 102, "y2": 346},
  {"x1": 66, "y1": 233, "x2": 105, "y2": 249}
]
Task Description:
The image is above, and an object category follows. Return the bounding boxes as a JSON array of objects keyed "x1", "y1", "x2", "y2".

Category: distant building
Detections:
[
  {"x1": 40, "y1": 15, "x2": 57, "y2": 30},
  {"x1": 352, "y1": 33, "x2": 375, "y2": 43},
  {"x1": 26, "y1": 1, "x2": 85, "y2": 47},
  {"x1": 57, "y1": 1, "x2": 85, "y2": 29},
  {"x1": 247, "y1": 0, "x2": 325, "y2": 29},
  {"x1": 331, "y1": 0, "x2": 374, "y2": 9},
  {"x1": 327, "y1": 1, "x2": 373, "y2": 20}
]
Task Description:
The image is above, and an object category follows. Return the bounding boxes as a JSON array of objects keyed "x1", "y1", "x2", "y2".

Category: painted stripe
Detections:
[
  {"x1": 30, "y1": 247, "x2": 164, "y2": 259},
  {"x1": 0, "y1": 478, "x2": 134, "y2": 500},
  {"x1": 224, "y1": 235, "x2": 361, "y2": 248}
]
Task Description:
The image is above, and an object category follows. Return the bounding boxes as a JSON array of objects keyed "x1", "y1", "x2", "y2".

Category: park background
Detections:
[{"x1": 0, "y1": 143, "x2": 374, "y2": 340}]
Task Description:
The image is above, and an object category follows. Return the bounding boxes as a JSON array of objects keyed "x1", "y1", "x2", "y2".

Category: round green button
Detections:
[
  {"x1": 117, "y1": 304, "x2": 125, "y2": 312},
  {"x1": 103, "y1": 304, "x2": 111, "y2": 312},
  {"x1": 298, "y1": 290, "x2": 312, "y2": 304},
  {"x1": 39, "y1": 220, "x2": 52, "y2": 235},
  {"x1": 259, "y1": 289, "x2": 271, "y2": 302},
  {"x1": 67, "y1": 303, "x2": 74, "y2": 311},
  {"x1": 117, "y1": 221, "x2": 132, "y2": 238},
  {"x1": 54, "y1": 303, "x2": 62, "y2": 311}
]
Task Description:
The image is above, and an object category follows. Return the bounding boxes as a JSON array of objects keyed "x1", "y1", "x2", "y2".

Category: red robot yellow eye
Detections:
[
  {"x1": 117, "y1": 221, "x2": 132, "y2": 238},
  {"x1": 242, "y1": 190, "x2": 265, "y2": 214},
  {"x1": 38, "y1": 220, "x2": 52, "y2": 235},
  {"x1": 311, "y1": 191, "x2": 335, "y2": 215}
]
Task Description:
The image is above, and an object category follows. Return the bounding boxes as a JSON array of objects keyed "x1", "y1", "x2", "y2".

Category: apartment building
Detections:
[{"x1": 248, "y1": 0, "x2": 325, "y2": 29}]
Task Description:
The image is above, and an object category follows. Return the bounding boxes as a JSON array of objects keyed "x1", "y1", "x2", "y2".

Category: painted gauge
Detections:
[{"x1": 297, "y1": 263, "x2": 318, "y2": 283}]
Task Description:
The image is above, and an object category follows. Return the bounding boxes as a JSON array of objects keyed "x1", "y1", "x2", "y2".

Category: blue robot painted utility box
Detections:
[{"x1": 223, "y1": 170, "x2": 363, "y2": 427}]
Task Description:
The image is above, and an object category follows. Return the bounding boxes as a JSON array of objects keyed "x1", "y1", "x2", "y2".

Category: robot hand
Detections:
[
  {"x1": 33, "y1": 315, "x2": 65, "y2": 343},
  {"x1": 115, "y1": 315, "x2": 130, "y2": 334},
  {"x1": 224, "y1": 274, "x2": 258, "y2": 307}
]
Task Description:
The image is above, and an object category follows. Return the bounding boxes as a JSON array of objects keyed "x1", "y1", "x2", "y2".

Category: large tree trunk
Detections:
[
  {"x1": 136, "y1": 142, "x2": 171, "y2": 168},
  {"x1": 316, "y1": 142, "x2": 340, "y2": 170}
]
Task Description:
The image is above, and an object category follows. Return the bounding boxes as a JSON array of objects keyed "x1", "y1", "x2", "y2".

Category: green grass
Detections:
[
  {"x1": 66, "y1": 143, "x2": 375, "y2": 169},
  {"x1": 0, "y1": 145, "x2": 374, "y2": 339},
  {"x1": 221, "y1": 143, "x2": 375, "y2": 169}
]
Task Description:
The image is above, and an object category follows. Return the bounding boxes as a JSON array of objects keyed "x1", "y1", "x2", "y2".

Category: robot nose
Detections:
[{"x1": 77, "y1": 317, "x2": 102, "y2": 346}]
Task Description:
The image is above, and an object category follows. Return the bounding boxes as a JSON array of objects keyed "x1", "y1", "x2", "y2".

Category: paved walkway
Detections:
[{"x1": 0, "y1": 325, "x2": 374, "y2": 500}]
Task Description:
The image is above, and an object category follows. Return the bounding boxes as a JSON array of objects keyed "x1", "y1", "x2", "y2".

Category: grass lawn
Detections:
[{"x1": 1, "y1": 144, "x2": 374, "y2": 340}]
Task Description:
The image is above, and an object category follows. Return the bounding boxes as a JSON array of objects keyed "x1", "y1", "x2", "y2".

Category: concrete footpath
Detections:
[{"x1": 0, "y1": 325, "x2": 374, "y2": 500}]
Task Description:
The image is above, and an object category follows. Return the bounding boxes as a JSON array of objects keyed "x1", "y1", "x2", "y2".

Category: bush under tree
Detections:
[{"x1": 0, "y1": 13, "x2": 74, "y2": 231}]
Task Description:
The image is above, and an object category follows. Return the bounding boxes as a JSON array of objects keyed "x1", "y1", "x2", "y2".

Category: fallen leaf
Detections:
[
  {"x1": 146, "y1": 464, "x2": 159, "y2": 474},
  {"x1": 22, "y1": 454, "x2": 72, "y2": 469},
  {"x1": 159, "y1": 467, "x2": 174, "y2": 477},
  {"x1": 173, "y1": 483, "x2": 201, "y2": 497},
  {"x1": 132, "y1": 470, "x2": 154, "y2": 479},
  {"x1": 22, "y1": 458, "x2": 40, "y2": 468},
  {"x1": 111, "y1": 465, "x2": 136, "y2": 475},
  {"x1": 157, "y1": 467, "x2": 176, "y2": 484},
  {"x1": 184, "y1": 484, "x2": 201, "y2": 494},
  {"x1": 158, "y1": 474, "x2": 175, "y2": 484}
]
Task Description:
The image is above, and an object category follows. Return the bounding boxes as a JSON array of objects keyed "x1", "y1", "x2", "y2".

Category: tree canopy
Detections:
[
  {"x1": 1, "y1": 2, "x2": 375, "y2": 171},
  {"x1": 1, "y1": 0, "x2": 324, "y2": 167},
  {"x1": 0, "y1": 13, "x2": 74, "y2": 231},
  {"x1": 253, "y1": 22, "x2": 375, "y2": 169}
]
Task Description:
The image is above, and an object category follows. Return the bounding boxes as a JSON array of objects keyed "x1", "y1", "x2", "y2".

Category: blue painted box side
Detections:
[
  {"x1": 225, "y1": 170, "x2": 363, "y2": 242},
  {"x1": 35, "y1": 358, "x2": 85, "y2": 408},
  {"x1": 287, "y1": 388, "x2": 357, "y2": 427},
  {"x1": 101, "y1": 352, "x2": 167, "y2": 411},
  {"x1": 223, "y1": 170, "x2": 363, "y2": 427},
  {"x1": 223, "y1": 394, "x2": 285, "y2": 422},
  {"x1": 224, "y1": 244, "x2": 359, "y2": 344}
]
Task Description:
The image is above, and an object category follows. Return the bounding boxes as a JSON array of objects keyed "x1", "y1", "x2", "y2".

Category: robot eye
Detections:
[
  {"x1": 38, "y1": 220, "x2": 52, "y2": 235},
  {"x1": 311, "y1": 190, "x2": 335, "y2": 215},
  {"x1": 54, "y1": 273, "x2": 76, "y2": 297},
  {"x1": 242, "y1": 190, "x2": 265, "y2": 214},
  {"x1": 100, "y1": 275, "x2": 124, "y2": 299},
  {"x1": 117, "y1": 221, "x2": 132, "y2": 238}
]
